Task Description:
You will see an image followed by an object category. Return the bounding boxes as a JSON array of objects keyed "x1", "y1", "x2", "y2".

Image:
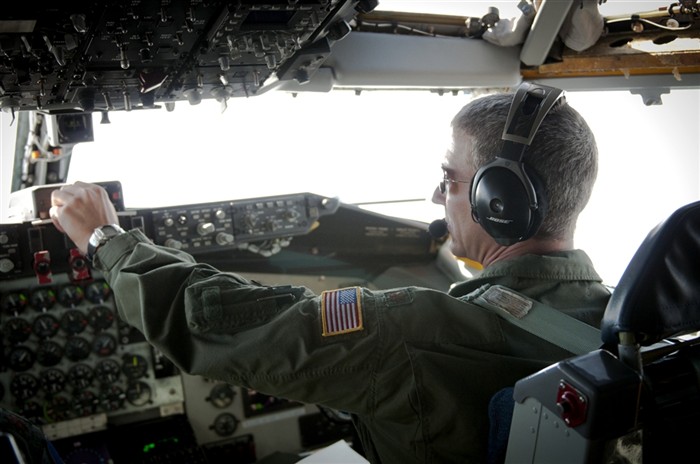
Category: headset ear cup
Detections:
[{"x1": 470, "y1": 160, "x2": 547, "y2": 245}]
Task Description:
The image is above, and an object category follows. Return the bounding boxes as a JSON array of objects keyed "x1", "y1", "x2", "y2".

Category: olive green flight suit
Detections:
[{"x1": 95, "y1": 230, "x2": 610, "y2": 464}]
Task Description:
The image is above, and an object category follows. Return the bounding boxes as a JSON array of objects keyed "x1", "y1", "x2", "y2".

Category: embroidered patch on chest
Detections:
[{"x1": 321, "y1": 287, "x2": 364, "y2": 336}]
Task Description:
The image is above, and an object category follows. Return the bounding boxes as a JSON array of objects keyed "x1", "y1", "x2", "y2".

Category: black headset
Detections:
[{"x1": 470, "y1": 82, "x2": 565, "y2": 246}]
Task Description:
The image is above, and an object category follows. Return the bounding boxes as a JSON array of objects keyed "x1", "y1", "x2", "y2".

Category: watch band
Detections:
[{"x1": 86, "y1": 224, "x2": 125, "y2": 263}]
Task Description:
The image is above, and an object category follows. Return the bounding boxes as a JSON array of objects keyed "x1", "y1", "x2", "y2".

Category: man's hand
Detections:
[{"x1": 50, "y1": 181, "x2": 120, "y2": 254}]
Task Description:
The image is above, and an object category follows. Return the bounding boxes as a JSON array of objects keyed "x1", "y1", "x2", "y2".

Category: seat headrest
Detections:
[{"x1": 601, "y1": 200, "x2": 700, "y2": 346}]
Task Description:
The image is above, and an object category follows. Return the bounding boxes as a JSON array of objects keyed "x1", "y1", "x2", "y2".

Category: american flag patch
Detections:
[{"x1": 321, "y1": 287, "x2": 363, "y2": 336}]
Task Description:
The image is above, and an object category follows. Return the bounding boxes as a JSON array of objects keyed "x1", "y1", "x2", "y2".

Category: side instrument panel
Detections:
[{"x1": 0, "y1": 187, "x2": 446, "y2": 462}]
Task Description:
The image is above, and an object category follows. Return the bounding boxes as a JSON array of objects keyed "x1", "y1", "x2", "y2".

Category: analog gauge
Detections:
[
  {"x1": 212, "y1": 412, "x2": 239, "y2": 437},
  {"x1": 1, "y1": 291, "x2": 28, "y2": 315},
  {"x1": 64, "y1": 336, "x2": 91, "y2": 361},
  {"x1": 208, "y1": 383, "x2": 236, "y2": 409},
  {"x1": 85, "y1": 281, "x2": 111, "y2": 304},
  {"x1": 8, "y1": 345, "x2": 36, "y2": 372},
  {"x1": 40, "y1": 368, "x2": 66, "y2": 395},
  {"x1": 60, "y1": 309, "x2": 88, "y2": 335},
  {"x1": 99, "y1": 385, "x2": 125, "y2": 411},
  {"x1": 44, "y1": 394, "x2": 72, "y2": 422},
  {"x1": 36, "y1": 340, "x2": 64, "y2": 367},
  {"x1": 88, "y1": 306, "x2": 115, "y2": 331},
  {"x1": 10, "y1": 373, "x2": 39, "y2": 401},
  {"x1": 32, "y1": 313, "x2": 60, "y2": 338},
  {"x1": 126, "y1": 381, "x2": 152, "y2": 407},
  {"x1": 95, "y1": 359, "x2": 121, "y2": 384},
  {"x1": 3, "y1": 317, "x2": 32, "y2": 343},
  {"x1": 92, "y1": 333, "x2": 117, "y2": 356},
  {"x1": 58, "y1": 284, "x2": 85, "y2": 308},
  {"x1": 72, "y1": 390, "x2": 99, "y2": 417},
  {"x1": 18, "y1": 400, "x2": 42, "y2": 421},
  {"x1": 67, "y1": 363, "x2": 94, "y2": 390},
  {"x1": 121, "y1": 353, "x2": 148, "y2": 380},
  {"x1": 30, "y1": 287, "x2": 57, "y2": 311}
]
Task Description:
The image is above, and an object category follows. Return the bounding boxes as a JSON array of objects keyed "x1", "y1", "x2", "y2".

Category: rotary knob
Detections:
[
  {"x1": 164, "y1": 238, "x2": 183, "y2": 249},
  {"x1": 197, "y1": 222, "x2": 215, "y2": 236}
]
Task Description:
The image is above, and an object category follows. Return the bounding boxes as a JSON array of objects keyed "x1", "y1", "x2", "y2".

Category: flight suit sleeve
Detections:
[
  {"x1": 93, "y1": 230, "x2": 389, "y2": 414},
  {"x1": 94, "y1": 230, "x2": 508, "y2": 423}
]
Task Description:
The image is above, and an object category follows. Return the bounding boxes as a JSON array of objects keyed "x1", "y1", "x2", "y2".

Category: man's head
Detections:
[{"x1": 433, "y1": 89, "x2": 598, "y2": 265}]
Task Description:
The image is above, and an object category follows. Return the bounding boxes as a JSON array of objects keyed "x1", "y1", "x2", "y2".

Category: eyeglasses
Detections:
[{"x1": 439, "y1": 172, "x2": 471, "y2": 194}]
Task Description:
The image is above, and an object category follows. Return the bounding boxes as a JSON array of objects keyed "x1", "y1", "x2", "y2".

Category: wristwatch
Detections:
[{"x1": 86, "y1": 224, "x2": 125, "y2": 263}]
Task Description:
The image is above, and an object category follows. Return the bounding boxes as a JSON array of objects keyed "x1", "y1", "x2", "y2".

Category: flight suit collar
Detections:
[{"x1": 448, "y1": 249, "x2": 603, "y2": 298}]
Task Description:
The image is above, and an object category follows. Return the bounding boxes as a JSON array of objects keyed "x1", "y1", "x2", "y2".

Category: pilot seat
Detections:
[{"x1": 504, "y1": 200, "x2": 700, "y2": 463}]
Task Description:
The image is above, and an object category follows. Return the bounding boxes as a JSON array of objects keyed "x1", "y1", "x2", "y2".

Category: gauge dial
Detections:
[
  {"x1": 99, "y1": 385, "x2": 125, "y2": 411},
  {"x1": 95, "y1": 359, "x2": 121, "y2": 384},
  {"x1": 10, "y1": 373, "x2": 39, "y2": 401},
  {"x1": 3, "y1": 317, "x2": 32, "y2": 343},
  {"x1": 32, "y1": 313, "x2": 60, "y2": 338},
  {"x1": 208, "y1": 383, "x2": 236, "y2": 409},
  {"x1": 18, "y1": 400, "x2": 42, "y2": 420},
  {"x1": 61, "y1": 309, "x2": 88, "y2": 335},
  {"x1": 30, "y1": 287, "x2": 57, "y2": 311},
  {"x1": 44, "y1": 394, "x2": 72, "y2": 422},
  {"x1": 85, "y1": 281, "x2": 111, "y2": 304},
  {"x1": 36, "y1": 340, "x2": 64, "y2": 367},
  {"x1": 67, "y1": 363, "x2": 94, "y2": 390},
  {"x1": 40, "y1": 368, "x2": 66, "y2": 395},
  {"x1": 212, "y1": 412, "x2": 239, "y2": 437},
  {"x1": 88, "y1": 306, "x2": 115, "y2": 331},
  {"x1": 126, "y1": 381, "x2": 152, "y2": 407},
  {"x1": 1, "y1": 291, "x2": 28, "y2": 315},
  {"x1": 92, "y1": 333, "x2": 117, "y2": 357},
  {"x1": 8, "y1": 345, "x2": 36, "y2": 371},
  {"x1": 58, "y1": 284, "x2": 85, "y2": 308},
  {"x1": 72, "y1": 390, "x2": 99, "y2": 417},
  {"x1": 121, "y1": 353, "x2": 148, "y2": 380},
  {"x1": 65, "y1": 336, "x2": 92, "y2": 361}
]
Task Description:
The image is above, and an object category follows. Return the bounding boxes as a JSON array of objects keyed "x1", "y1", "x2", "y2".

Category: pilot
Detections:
[{"x1": 49, "y1": 85, "x2": 610, "y2": 464}]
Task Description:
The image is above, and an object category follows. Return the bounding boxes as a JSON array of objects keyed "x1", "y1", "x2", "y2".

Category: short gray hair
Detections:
[{"x1": 451, "y1": 91, "x2": 598, "y2": 240}]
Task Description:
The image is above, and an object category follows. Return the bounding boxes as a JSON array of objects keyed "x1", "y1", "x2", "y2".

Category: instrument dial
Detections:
[
  {"x1": 36, "y1": 340, "x2": 64, "y2": 367},
  {"x1": 40, "y1": 368, "x2": 66, "y2": 394},
  {"x1": 85, "y1": 281, "x2": 111, "y2": 304},
  {"x1": 30, "y1": 287, "x2": 57, "y2": 311},
  {"x1": 65, "y1": 336, "x2": 92, "y2": 361},
  {"x1": 121, "y1": 353, "x2": 148, "y2": 380},
  {"x1": 208, "y1": 383, "x2": 236, "y2": 409},
  {"x1": 92, "y1": 333, "x2": 117, "y2": 356},
  {"x1": 58, "y1": 284, "x2": 85, "y2": 308},
  {"x1": 72, "y1": 390, "x2": 99, "y2": 417},
  {"x1": 10, "y1": 373, "x2": 39, "y2": 401},
  {"x1": 44, "y1": 394, "x2": 72, "y2": 422},
  {"x1": 67, "y1": 363, "x2": 94, "y2": 390},
  {"x1": 61, "y1": 309, "x2": 88, "y2": 335},
  {"x1": 1, "y1": 291, "x2": 29, "y2": 315},
  {"x1": 3, "y1": 317, "x2": 32, "y2": 343},
  {"x1": 212, "y1": 412, "x2": 239, "y2": 437},
  {"x1": 126, "y1": 381, "x2": 152, "y2": 407},
  {"x1": 8, "y1": 345, "x2": 36, "y2": 371},
  {"x1": 32, "y1": 314, "x2": 60, "y2": 338},
  {"x1": 88, "y1": 306, "x2": 115, "y2": 331},
  {"x1": 99, "y1": 385, "x2": 125, "y2": 411},
  {"x1": 95, "y1": 359, "x2": 121, "y2": 384}
]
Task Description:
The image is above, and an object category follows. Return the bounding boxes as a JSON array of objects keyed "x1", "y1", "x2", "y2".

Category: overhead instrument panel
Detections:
[{"x1": 0, "y1": 0, "x2": 374, "y2": 114}]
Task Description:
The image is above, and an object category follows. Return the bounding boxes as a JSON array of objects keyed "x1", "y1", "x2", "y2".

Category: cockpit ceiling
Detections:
[
  {"x1": 0, "y1": 1, "x2": 368, "y2": 114},
  {"x1": 1, "y1": 1, "x2": 698, "y2": 115}
]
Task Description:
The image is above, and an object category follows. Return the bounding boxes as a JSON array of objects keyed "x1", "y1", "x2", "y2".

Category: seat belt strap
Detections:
[{"x1": 465, "y1": 284, "x2": 602, "y2": 355}]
